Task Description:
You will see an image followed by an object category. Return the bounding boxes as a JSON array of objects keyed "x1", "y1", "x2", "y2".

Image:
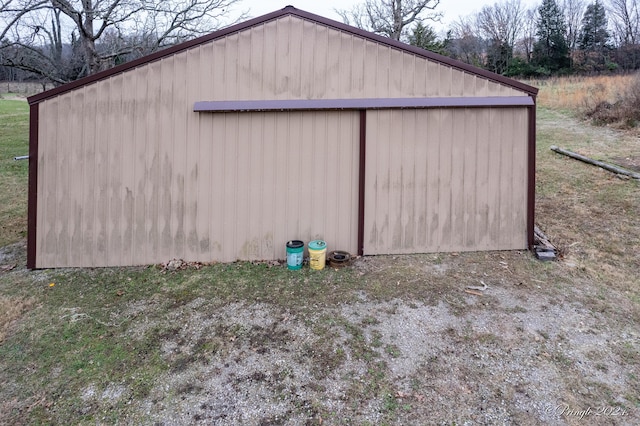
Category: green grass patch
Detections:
[{"x1": 0, "y1": 99, "x2": 29, "y2": 246}]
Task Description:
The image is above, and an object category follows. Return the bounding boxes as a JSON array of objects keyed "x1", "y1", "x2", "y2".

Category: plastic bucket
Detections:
[
  {"x1": 286, "y1": 240, "x2": 304, "y2": 270},
  {"x1": 308, "y1": 240, "x2": 327, "y2": 270}
]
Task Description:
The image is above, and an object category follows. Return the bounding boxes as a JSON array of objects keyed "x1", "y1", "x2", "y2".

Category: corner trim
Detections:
[
  {"x1": 27, "y1": 104, "x2": 39, "y2": 269},
  {"x1": 527, "y1": 98, "x2": 537, "y2": 250},
  {"x1": 358, "y1": 110, "x2": 367, "y2": 257}
]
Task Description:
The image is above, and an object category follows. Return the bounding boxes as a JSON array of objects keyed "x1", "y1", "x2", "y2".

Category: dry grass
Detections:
[
  {"x1": 527, "y1": 74, "x2": 638, "y2": 113},
  {"x1": 0, "y1": 296, "x2": 34, "y2": 343}
]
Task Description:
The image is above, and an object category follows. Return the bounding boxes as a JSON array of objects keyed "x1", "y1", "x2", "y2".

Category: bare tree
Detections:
[
  {"x1": 0, "y1": 0, "x2": 247, "y2": 84},
  {"x1": 607, "y1": 0, "x2": 640, "y2": 44},
  {"x1": 475, "y1": 0, "x2": 525, "y2": 72},
  {"x1": 561, "y1": 0, "x2": 587, "y2": 51},
  {"x1": 447, "y1": 15, "x2": 485, "y2": 67},
  {"x1": 476, "y1": 0, "x2": 525, "y2": 48},
  {"x1": 515, "y1": 7, "x2": 538, "y2": 62},
  {"x1": 336, "y1": 0, "x2": 441, "y2": 41}
]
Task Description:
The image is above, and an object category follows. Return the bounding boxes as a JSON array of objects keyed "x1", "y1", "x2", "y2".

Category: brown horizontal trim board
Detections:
[
  {"x1": 28, "y1": 6, "x2": 537, "y2": 105},
  {"x1": 194, "y1": 96, "x2": 535, "y2": 112}
]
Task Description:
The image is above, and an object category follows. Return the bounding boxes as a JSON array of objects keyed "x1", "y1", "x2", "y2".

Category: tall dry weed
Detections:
[
  {"x1": 526, "y1": 74, "x2": 640, "y2": 129},
  {"x1": 585, "y1": 73, "x2": 640, "y2": 127}
]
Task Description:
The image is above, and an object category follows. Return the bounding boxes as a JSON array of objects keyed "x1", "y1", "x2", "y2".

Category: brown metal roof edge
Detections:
[
  {"x1": 27, "y1": 103, "x2": 39, "y2": 269},
  {"x1": 28, "y1": 6, "x2": 537, "y2": 105},
  {"x1": 527, "y1": 99, "x2": 537, "y2": 250},
  {"x1": 194, "y1": 96, "x2": 535, "y2": 112}
]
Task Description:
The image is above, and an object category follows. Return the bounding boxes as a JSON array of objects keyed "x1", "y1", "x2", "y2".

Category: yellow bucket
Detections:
[{"x1": 308, "y1": 240, "x2": 327, "y2": 270}]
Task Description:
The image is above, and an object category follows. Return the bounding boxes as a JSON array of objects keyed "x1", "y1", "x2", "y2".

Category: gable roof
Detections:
[{"x1": 28, "y1": 5, "x2": 537, "y2": 105}]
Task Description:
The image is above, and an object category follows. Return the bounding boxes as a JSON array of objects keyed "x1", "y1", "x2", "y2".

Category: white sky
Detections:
[{"x1": 236, "y1": 0, "x2": 541, "y2": 33}]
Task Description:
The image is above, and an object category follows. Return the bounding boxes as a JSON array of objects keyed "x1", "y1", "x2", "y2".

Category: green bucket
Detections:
[{"x1": 286, "y1": 240, "x2": 304, "y2": 270}]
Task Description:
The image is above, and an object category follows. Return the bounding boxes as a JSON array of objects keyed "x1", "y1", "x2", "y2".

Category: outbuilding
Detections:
[{"x1": 27, "y1": 6, "x2": 538, "y2": 268}]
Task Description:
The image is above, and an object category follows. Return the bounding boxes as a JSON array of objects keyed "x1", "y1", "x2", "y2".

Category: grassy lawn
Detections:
[
  {"x1": 1, "y1": 82, "x2": 639, "y2": 424},
  {"x1": 0, "y1": 99, "x2": 29, "y2": 247}
]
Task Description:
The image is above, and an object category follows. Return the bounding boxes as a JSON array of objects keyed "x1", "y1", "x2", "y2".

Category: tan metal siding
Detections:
[
  {"x1": 34, "y1": 14, "x2": 530, "y2": 267},
  {"x1": 36, "y1": 102, "x2": 359, "y2": 266},
  {"x1": 363, "y1": 108, "x2": 528, "y2": 255},
  {"x1": 103, "y1": 16, "x2": 524, "y2": 103}
]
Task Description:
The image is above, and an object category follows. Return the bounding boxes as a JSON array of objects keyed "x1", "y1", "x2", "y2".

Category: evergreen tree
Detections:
[
  {"x1": 578, "y1": 0, "x2": 611, "y2": 70},
  {"x1": 532, "y1": 0, "x2": 571, "y2": 73},
  {"x1": 579, "y1": 0, "x2": 610, "y2": 51},
  {"x1": 408, "y1": 22, "x2": 449, "y2": 55}
]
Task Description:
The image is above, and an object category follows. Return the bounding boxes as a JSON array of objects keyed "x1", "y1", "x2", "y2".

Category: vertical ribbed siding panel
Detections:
[
  {"x1": 289, "y1": 18, "x2": 304, "y2": 98},
  {"x1": 389, "y1": 49, "x2": 403, "y2": 97},
  {"x1": 339, "y1": 32, "x2": 354, "y2": 97},
  {"x1": 197, "y1": 45, "x2": 213, "y2": 259},
  {"x1": 121, "y1": 73, "x2": 137, "y2": 266},
  {"x1": 415, "y1": 110, "x2": 429, "y2": 248},
  {"x1": 363, "y1": 41, "x2": 378, "y2": 98},
  {"x1": 425, "y1": 111, "x2": 440, "y2": 249},
  {"x1": 133, "y1": 66, "x2": 149, "y2": 263},
  {"x1": 413, "y1": 54, "x2": 426, "y2": 97},
  {"x1": 350, "y1": 36, "x2": 365, "y2": 97},
  {"x1": 437, "y1": 109, "x2": 453, "y2": 249},
  {"x1": 326, "y1": 25, "x2": 341, "y2": 99},
  {"x1": 364, "y1": 108, "x2": 528, "y2": 255},
  {"x1": 462, "y1": 109, "x2": 478, "y2": 248},
  {"x1": 209, "y1": 113, "x2": 226, "y2": 259},
  {"x1": 146, "y1": 60, "x2": 161, "y2": 263},
  {"x1": 487, "y1": 109, "x2": 502, "y2": 246},
  {"x1": 107, "y1": 75, "x2": 124, "y2": 267},
  {"x1": 55, "y1": 94, "x2": 71, "y2": 266},
  {"x1": 82, "y1": 84, "x2": 97, "y2": 265},
  {"x1": 222, "y1": 113, "x2": 239, "y2": 258},
  {"x1": 274, "y1": 112, "x2": 290, "y2": 255},
  {"x1": 173, "y1": 52, "x2": 188, "y2": 259},
  {"x1": 514, "y1": 110, "x2": 528, "y2": 246},
  {"x1": 237, "y1": 27, "x2": 252, "y2": 100},
  {"x1": 157, "y1": 57, "x2": 174, "y2": 262},
  {"x1": 37, "y1": 99, "x2": 56, "y2": 267},
  {"x1": 450, "y1": 108, "x2": 465, "y2": 249},
  {"x1": 275, "y1": 17, "x2": 291, "y2": 98},
  {"x1": 313, "y1": 24, "x2": 328, "y2": 98},
  {"x1": 400, "y1": 110, "x2": 416, "y2": 250},
  {"x1": 475, "y1": 109, "x2": 491, "y2": 249},
  {"x1": 94, "y1": 80, "x2": 110, "y2": 263},
  {"x1": 192, "y1": 111, "x2": 359, "y2": 262},
  {"x1": 300, "y1": 21, "x2": 315, "y2": 98},
  {"x1": 297, "y1": 113, "x2": 313, "y2": 238},
  {"x1": 68, "y1": 88, "x2": 85, "y2": 265},
  {"x1": 184, "y1": 46, "x2": 201, "y2": 259}
]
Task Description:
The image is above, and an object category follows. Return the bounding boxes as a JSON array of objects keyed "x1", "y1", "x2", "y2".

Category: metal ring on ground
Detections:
[{"x1": 328, "y1": 250, "x2": 352, "y2": 268}]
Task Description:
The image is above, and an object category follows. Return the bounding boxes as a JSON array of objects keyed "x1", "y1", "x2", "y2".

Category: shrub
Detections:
[{"x1": 584, "y1": 72, "x2": 640, "y2": 128}]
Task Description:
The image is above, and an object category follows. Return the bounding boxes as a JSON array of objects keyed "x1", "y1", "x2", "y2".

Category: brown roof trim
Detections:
[
  {"x1": 28, "y1": 6, "x2": 537, "y2": 105},
  {"x1": 194, "y1": 96, "x2": 534, "y2": 112},
  {"x1": 27, "y1": 103, "x2": 39, "y2": 269}
]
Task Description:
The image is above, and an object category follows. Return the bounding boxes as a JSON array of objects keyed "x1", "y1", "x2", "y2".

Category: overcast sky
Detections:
[{"x1": 237, "y1": 0, "x2": 541, "y2": 33}]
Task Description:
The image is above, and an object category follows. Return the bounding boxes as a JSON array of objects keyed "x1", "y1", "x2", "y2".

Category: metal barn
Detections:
[{"x1": 26, "y1": 6, "x2": 538, "y2": 268}]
